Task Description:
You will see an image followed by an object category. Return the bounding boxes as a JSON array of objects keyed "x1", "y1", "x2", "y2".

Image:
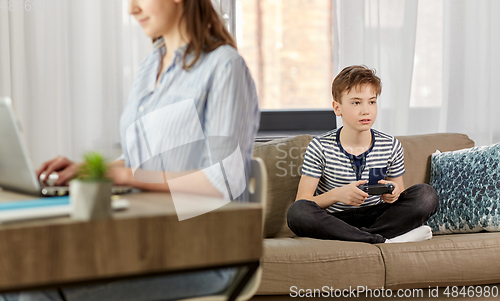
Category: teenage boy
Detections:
[{"x1": 287, "y1": 65, "x2": 438, "y2": 244}]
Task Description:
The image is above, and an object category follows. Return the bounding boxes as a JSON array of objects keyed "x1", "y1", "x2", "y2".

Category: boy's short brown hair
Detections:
[{"x1": 331, "y1": 65, "x2": 382, "y2": 103}]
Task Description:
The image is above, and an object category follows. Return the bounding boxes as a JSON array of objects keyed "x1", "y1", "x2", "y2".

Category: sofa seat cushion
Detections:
[
  {"x1": 380, "y1": 232, "x2": 500, "y2": 290},
  {"x1": 257, "y1": 237, "x2": 386, "y2": 295}
]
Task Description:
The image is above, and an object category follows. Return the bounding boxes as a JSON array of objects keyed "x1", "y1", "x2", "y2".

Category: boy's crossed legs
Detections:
[{"x1": 287, "y1": 183, "x2": 439, "y2": 244}]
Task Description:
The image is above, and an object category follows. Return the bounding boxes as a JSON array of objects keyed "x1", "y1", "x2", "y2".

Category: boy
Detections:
[{"x1": 287, "y1": 65, "x2": 438, "y2": 244}]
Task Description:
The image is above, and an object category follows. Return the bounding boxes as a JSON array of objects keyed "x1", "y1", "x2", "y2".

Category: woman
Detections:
[
  {"x1": 5, "y1": 0, "x2": 259, "y2": 300},
  {"x1": 37, "y1": 0, "x2": 259, "y2": 199}
]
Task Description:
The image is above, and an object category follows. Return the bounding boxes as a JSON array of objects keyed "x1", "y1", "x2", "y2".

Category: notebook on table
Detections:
[{"x1": 0, "y1": 195, "x2": 129, "y2": 223}]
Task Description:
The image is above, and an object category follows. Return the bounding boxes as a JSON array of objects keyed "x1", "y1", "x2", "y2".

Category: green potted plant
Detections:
[{"x1": 70, "y1": 152, "x2": 112, "y2": 220}]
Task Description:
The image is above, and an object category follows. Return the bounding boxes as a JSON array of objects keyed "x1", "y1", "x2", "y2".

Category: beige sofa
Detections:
[{"x1": 251, "y1": 133, "x2": 500, "y2": 298}]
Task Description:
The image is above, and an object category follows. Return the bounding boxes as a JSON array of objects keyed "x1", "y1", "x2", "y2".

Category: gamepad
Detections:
[{"x1": 358, "y1": 183, "x2": 395, "y2": 195}]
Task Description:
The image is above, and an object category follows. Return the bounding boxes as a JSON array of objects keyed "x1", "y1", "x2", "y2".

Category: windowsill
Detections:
[{"x1": 256, "y1": 130, "x2": 330, "y2": 142}]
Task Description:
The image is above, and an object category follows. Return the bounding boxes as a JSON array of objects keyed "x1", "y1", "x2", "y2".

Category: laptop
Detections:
[{"x1": 0, "y1": 96, "x2": 131, "y2": 197}]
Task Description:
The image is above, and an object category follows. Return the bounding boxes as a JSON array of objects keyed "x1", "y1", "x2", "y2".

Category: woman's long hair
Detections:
[{"x1": 154, "y1": 0, "x2": 237, "y2": 70}]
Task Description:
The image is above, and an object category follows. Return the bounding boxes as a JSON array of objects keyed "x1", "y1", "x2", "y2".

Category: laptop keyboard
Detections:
[
  {"x1": 39, "y1": 172, "x2": 132, "y2": 196},
  {"x1": 40, "y1": 184, "x2": 132, "y2": 196}
]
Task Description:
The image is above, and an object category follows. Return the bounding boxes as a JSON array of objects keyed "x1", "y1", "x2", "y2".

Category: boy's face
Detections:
[{"x1": 332, "y1": 84, "x2": 378, "y2": 133}]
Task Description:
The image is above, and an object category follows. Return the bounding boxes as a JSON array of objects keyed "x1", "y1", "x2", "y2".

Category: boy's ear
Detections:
[{"x1": 332, "y1": 101, "x2": 342, "y2": 116}]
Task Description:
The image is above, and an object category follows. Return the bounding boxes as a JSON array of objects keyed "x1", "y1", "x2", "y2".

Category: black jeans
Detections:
[{"x1": 287, "y1": 183, "x2": 439, "y2": 244}]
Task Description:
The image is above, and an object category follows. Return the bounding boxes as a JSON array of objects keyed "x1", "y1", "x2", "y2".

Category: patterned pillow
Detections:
[{"x1": 426, "y1": 143, "x2": 500, "y2": 234}]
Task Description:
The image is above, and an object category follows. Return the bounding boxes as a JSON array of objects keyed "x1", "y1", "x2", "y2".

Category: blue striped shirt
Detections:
[
  {"x1": 301, "y1": 127, "x2": 405, "y2": 212},
  {"x1": 119, "y1": 37, "x2": 260, "y2": 200}
]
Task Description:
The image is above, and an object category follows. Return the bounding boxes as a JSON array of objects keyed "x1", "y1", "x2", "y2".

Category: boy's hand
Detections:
[
  {"x1": 336, "y1": 180, "x2": 369, "y2": 206},
  {"x1": 378, "y1": 180, "x2": 401, "y2": 203}
]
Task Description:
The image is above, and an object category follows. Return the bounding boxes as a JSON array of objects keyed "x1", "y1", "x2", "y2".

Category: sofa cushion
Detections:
[
  {"x1": 253, "y1": 135, "x2": 313, "y2": 238},
  {"x1": 395, "y1": 133, "x2": 474, "y2": 187},
  {"x1": 380, "y1": 232, "x2": 500, "y2": 289},
  {"x1": 257, "y1": 237, "x2": 386, "y2": 295},
  {"x1": 426, "y1": 143, "x2": 500, "y2": 234}
]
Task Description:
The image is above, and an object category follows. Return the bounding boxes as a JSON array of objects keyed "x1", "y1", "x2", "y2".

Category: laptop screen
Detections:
[{"x1": 0, "y1": 97, "x2": 42, "y2": 195}]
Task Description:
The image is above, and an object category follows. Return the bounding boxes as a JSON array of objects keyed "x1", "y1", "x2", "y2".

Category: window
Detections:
[
  {"x1": 235, "y1": 0, "x2": 334, "y2": 110},
  {"x1": 407, "y1": 0, "x2": 444, "y2": 135},
  {"x1": 220, "y1": 0, "x2": 337, "y2": 137},
  {"x1": 410, "y1": 0, "x2": 443, "y2": 108}
]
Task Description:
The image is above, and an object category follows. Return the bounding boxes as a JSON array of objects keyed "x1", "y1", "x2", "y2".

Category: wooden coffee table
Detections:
[{"x1": 0, "y1": 189, "x2": 263, "y2": 300}]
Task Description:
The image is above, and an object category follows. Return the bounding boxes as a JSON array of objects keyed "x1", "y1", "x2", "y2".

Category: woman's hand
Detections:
[
  {"x1": 36, "y1": 156, "x2": 81, "y2": 186},
  {"x1": 107, "y1": 166, "x2": 134, "y2": 186},
  {"x1": 379, "y1": 179, "x2": 401, "y2": 203}
]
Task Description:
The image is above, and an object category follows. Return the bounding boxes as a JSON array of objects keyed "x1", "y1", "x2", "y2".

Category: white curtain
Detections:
[
  {"x1": 0, "y1": 0, "x2": 229, "y2": 168},
  {"x1": 334, "y1": 0, "x2": 418, "y2": 136},
  {"x1": 441, "y1": 0, "x2": 500, "y2": 146},
  {"x1": 0, "y1": 0, "x2": 133, "y2": 167},
  {"x1": 334, "y1": 0, "x2": 500, "y2": 146}
]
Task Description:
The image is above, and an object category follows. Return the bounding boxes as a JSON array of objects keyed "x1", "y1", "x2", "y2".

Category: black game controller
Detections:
[{"x1": 358, "y1": 183, "x2": 395, "y2": 195}]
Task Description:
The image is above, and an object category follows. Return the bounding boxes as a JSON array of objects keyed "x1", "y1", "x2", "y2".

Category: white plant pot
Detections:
[{"x1": 70, "y1": 179, "x2": 112, "y2": 221}]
